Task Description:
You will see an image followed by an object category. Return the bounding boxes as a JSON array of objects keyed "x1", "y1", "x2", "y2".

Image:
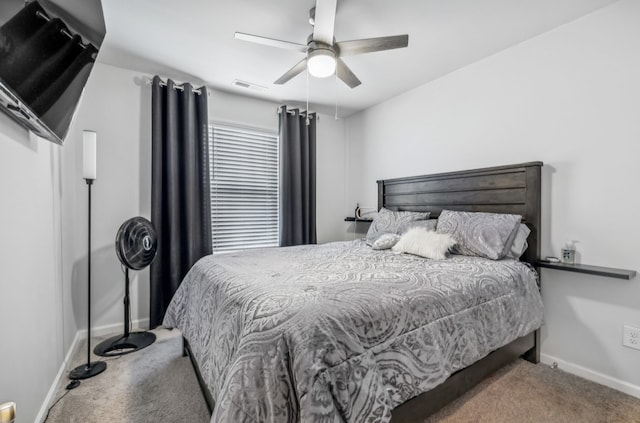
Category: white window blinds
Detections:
[{"x1": 209, "y1": 123, "x2": 279, "y2": 252}]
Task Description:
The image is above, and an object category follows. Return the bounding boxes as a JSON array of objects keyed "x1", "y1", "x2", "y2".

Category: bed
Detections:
[{"x1": 164, "y1": 161, "x2": 544, "y2": 423}]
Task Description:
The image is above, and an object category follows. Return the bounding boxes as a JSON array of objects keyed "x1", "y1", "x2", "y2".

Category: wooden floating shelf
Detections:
[
  {"x1": 344, "y1": 217, "x2": 374, "y2": 222},
  {"x1": 536, "y1": 261, "x2": 636, "y2": 280}
]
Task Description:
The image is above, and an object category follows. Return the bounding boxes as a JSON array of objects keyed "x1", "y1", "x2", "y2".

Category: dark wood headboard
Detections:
[{"x1": 377, "y1": 162, "x2": 542, "y2": 264}]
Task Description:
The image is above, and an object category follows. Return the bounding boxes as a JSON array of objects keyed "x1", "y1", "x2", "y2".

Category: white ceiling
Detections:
[{"x1": 98, "y1": 0, "x2": 617, "y2": 117}]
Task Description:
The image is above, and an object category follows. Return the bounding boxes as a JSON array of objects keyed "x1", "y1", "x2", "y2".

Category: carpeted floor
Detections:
[
  {"x1": 425, "y1": 359, "x2": 640, "y2": 423},
  {"x1": 45, "y1": 329, "x2": 640, "y2": 423},
  {"x1": 44, "y1": 328, "x2": 210, "y2": 423}
]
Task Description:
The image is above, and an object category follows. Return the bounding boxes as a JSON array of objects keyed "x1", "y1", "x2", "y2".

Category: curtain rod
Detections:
[
  {"x1": 147, "y1": 78, "x2": 208, "y2": 96},
  {"x1": 277, "y1": 107, "x2": 319, "y2": 119},
  {"x1": 35, "y1": 10, "x2": 90, "y2": 50}
]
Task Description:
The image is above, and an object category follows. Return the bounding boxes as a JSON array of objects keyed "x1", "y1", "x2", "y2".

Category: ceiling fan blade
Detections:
[
  {"x1": 235, "y1": 32, "x2": 307, "y2": 53},
  {"x1": 312, "y1": 0, "x2": 337, "y2": 45},
  {"x1": 274, "y1": 58, "x2": 308, "y2": 85},
  {"x1": 336, "y1": 59, "x2": 361, "y2": 88},
  {"x1": 337, "y1": 34, "x2": 409, "y2": 57}
]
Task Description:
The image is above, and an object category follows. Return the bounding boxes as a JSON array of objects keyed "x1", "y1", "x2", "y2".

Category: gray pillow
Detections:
[
  {"x1": 505, "y1": 224, "x2": 531, "y2": 259},
  {"x1": 369, "y1": 233, "x2": 401, "y2": 250},
  {"x1": 397, "y1": 219, "x2": 437, "y2": 235},
  {"x1": 365, "y1": 207, "x2": 429, "y2": 243},
  {"x1": 436, "y1": 210, "x2": 521, "y2": 260}
]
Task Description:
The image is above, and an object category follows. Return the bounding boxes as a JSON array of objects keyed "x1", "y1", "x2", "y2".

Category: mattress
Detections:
[{"x1": 163, "y1": 239, "x2": 543, "y2": 423}]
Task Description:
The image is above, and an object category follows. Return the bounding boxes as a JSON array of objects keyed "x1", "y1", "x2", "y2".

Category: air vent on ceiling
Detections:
[{"x1": 232, "y1": 79, "x2": 266, "y2": 91}]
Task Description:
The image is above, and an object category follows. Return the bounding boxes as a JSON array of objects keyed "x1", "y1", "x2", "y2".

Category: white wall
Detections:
[
  {"x1": 315, "y1": 114, "x2": 347, "y2": 244},
  {"x1": 344, "y1": 0, "x2": 640, "y2": 394},
  {"x1": 0, "y1": 117, "x2": 63, "y2": 421}
]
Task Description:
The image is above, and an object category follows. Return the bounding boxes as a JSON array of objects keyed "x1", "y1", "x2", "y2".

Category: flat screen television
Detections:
[{"x1": 0, "y1": 0, "x2": 106, "y2": 145}]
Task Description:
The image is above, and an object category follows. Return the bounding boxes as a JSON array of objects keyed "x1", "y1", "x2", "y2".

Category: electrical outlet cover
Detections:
[{"x1": 623, "y1": 325, "x2": 640, "y2": 351}]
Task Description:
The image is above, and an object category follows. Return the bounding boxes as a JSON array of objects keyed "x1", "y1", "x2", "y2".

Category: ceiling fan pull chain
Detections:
[
  {"x1": 306, "y1": 61, "x2": 310, "y2": 126},
  {"x1": 334, "y1": 71, "x2": 338, "y2": 120}
]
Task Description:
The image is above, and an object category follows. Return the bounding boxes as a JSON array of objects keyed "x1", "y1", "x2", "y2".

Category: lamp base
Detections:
[
  {"x1": 94, "y1": 332, "x2": 156, "y2": 357},
  {"x1": 69, "y1": 361, "x2": 106, "y2": 380}
]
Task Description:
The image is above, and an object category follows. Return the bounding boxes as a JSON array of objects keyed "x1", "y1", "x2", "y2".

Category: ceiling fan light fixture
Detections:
[{"x1": 307, "y1": 48, "x2": 336, "y2": 78}]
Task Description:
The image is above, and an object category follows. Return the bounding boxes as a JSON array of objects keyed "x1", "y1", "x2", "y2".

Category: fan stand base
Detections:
[
  {"x1": 94, "y1": 332, "x2": 156, "y2": 357},
  {"x1": 69, "y1": 360, "x2": 107, "y2": 380}
]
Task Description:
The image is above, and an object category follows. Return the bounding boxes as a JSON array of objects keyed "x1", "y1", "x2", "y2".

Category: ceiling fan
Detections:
[{"x1": 234, "y1": 0, "x2": 409, "y2": 88}]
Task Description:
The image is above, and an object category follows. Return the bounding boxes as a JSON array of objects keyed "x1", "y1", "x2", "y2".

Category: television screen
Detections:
[{"x1": 0, "y1": 0, "x2": 105, "y2": 144}]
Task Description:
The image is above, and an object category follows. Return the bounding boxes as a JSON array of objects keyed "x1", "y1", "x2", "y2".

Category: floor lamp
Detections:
[{"x1": 69, "y1": 130, "x2": 106, "y2": 380}]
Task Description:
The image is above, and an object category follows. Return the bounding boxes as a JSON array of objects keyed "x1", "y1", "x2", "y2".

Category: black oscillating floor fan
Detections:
[{"x1": 94, "y1": 217, "x2": 158, "y2": 356}]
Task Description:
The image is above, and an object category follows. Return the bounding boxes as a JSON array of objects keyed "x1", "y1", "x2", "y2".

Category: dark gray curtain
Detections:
[
  {"x1": 150, "y1": 76, "x2": 211, "y2": 328},
  {"x1": 279, "y1": 106, "x2": 317, "y2": 246}
]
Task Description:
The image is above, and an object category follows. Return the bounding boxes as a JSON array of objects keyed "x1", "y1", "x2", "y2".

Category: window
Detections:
[{"x1": 209, "y1": 123, "x2": 279, "y2": 252}]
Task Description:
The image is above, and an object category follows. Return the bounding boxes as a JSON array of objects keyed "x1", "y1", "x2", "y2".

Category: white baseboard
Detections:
[
  {"x1": 35, "y1": 318, "x2": 151, "y2": 422},
  {"x1": 540, "y1": 353, "x2": 640, "y2": 399},
  {"x1": 80, "y1": 318, "x2": 151, "y2": 338},
  {"x1": 34, "y1": 331, "x2": 81, "y2": 423}
]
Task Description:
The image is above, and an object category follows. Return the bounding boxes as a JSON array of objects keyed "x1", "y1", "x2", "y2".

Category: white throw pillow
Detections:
[{"x1": 392, "y1": 228, "x2": 456, "y2": 260}]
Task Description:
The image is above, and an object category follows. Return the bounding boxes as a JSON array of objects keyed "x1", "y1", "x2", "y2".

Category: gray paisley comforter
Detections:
[{"x1": 163, "y1": 240, "x2": 543, "y2": 423}]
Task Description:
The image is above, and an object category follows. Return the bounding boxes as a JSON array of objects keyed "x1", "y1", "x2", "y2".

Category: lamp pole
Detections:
[{"x1": 68, "y1": 131, "x2": 106, "y2": 380}]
